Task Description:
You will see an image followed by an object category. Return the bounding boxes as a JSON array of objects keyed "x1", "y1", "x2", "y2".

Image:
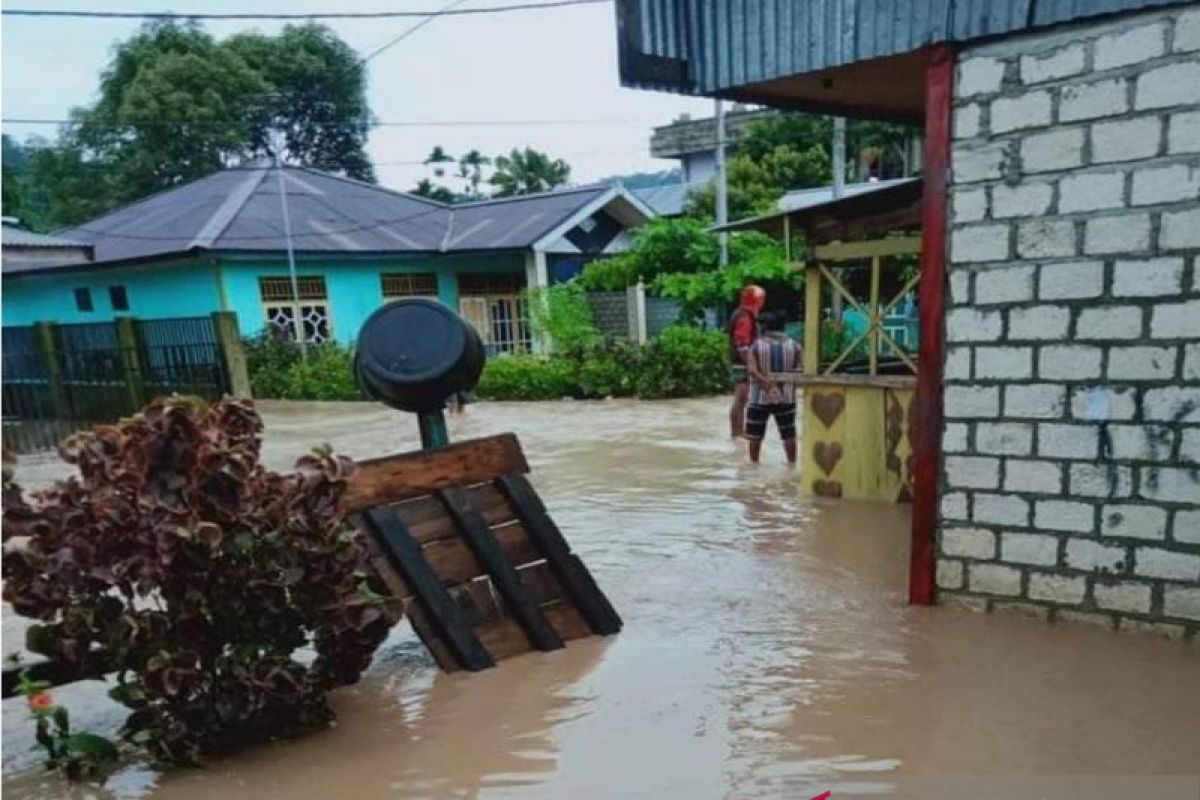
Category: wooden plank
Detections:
[
  {"x1": 495, "y1": 474, "x2": 623, "y2": 636},
  {"x1": 812, "y1": 234, "x2": 922, "y2": 261},
  {"x1": 391, "y1": 483, "x2": 515, "y2": 544},
  {"x1": 361, "y1": 507, "x2": 495, "y2": 671},
  {"x1": 803, "y1": 263, "x2": 821, "y2": 374},
  {"x1": 910, "y1": 45, "x2": 953, "y2": 606},
  {"x1": 438, "y1": 486, "x2": 565, "y2": 653},
  {"x1": 421, "y1": 521, "x2": 542, "y2": 586},
  {"x1": 343, "y1": 434, "x2": 529, "y2": 513}
]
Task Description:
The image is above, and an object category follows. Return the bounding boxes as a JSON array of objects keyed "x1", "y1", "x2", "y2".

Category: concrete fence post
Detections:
[
  {"x1": 627, "y1": 281, "x2": 648, "y2": 344},
  {"x1": 211, "y1": 311, "x2": 252, "y2": 398},
  {"x1": 114, "y1": 316, "x2": 146, "y2": 411}
]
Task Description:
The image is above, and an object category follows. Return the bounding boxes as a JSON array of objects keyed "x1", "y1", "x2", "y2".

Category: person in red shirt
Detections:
[{"x1": 727, "y1": 284, "x2": 766, "y2": 438}]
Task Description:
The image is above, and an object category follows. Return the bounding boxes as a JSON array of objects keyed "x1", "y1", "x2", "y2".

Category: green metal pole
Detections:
[{"x1": 418, "y1": 407, "x2": 449, "y2": 449}]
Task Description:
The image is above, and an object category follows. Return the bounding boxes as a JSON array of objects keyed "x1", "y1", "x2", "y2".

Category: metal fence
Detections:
[{"x1": 2, "y1": 316, "x2": 233, "y2": 454}]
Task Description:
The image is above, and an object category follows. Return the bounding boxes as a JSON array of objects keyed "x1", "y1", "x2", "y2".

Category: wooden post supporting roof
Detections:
[{"x1": 909, "y1": 45, "x2": 954, "y2": 606}]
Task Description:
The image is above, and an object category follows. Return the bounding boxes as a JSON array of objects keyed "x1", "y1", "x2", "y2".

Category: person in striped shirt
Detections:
[{"x1": 744, "y1": 311, "x2": 803, "y2": 464}]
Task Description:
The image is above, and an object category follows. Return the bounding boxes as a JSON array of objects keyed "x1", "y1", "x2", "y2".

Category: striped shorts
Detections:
[{"x1": 744, "y1": 403, "x2": 797, "y2": 441}]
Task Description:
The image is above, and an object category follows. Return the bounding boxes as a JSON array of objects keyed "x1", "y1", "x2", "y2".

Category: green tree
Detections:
[
  {"x1": 578, "y1": 217, "x2": 718, "y2": 291},
  {"x1": 411, "y1": 178, "x2": 457, "y2": 203},
  {"x1": 489, "y1": 147, "x2": 570, "y2": 197},
  {"x1": 226, "y1": 24, "x2": 375, "y2": 180},
  {"x1": 457, "y1": 149, "x2": 491, "y2": 199}
]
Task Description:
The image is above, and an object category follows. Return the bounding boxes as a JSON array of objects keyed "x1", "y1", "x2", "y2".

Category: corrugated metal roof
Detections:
[
  {"x1": 714, "y1": 177, "x2": 924, "y2": 235},
  {"x1": 777, "y1": 178, "x2": 920, "y2": 212},
  {"x1": 28, "y1": 166, "x2": 643, "y2": 274},
  {"x1": 618, "y1": 0, "x2": 1191, "y2": 96},
  {"x1": 633, "y1": 182, "x2": 701, "y2": 216},
  {"x1": 1, "y1": 224, "x2": 90, "y2": 249}
]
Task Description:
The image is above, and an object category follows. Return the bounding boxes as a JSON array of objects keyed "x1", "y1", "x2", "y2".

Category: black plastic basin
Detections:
[{"x1": 355, "y1": 298, "x2": 485, "y2": 413}]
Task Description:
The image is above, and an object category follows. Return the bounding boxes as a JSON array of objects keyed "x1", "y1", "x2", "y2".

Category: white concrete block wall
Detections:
[{"x1": 943, "y1": 6, "x2": 1200, "y2": 639}]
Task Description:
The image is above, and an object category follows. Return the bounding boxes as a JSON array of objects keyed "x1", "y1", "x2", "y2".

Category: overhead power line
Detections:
[
  {"x1": 362, "y1": 0, "x2": 474, "y2": 62},
  {"x1": 2, "y1": 116, "x2": 654, "y2": 128},
  {"x1": 1, "y1": 0, "x2": 608, "y2": 21}
]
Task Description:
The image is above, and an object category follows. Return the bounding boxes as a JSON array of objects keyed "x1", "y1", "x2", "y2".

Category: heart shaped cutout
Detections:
[
  {"x1": 813, "y1": 441, "x2": 843, "y2": 476},
  {"x1": 810, "y1": 392, "x2": 845, "y2": 429}
]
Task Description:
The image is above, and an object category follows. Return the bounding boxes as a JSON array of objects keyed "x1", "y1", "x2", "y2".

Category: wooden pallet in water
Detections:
[{"x1": 343, "y1": 433, "x2": 622, "y2": 671}]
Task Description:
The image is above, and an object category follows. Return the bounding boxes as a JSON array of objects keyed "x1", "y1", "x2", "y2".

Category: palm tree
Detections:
[
  {"x1": 457, "y1": 149, "x2": 491, "y2": 199},
  {"x1": 489, "y1": 147, "x2": 570, "y2": 197},
  {"x1": 424, "y1": 145, "x2": 454, "y2": 178}
]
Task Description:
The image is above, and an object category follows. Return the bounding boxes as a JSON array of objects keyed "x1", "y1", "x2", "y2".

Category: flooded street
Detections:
[{"x1": 4, "y1": 397, "x2": 1199, "y2": 799}]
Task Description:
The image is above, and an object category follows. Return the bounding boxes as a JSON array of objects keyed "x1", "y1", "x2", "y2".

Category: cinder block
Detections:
[
  {"x1": 1038, "y1": 261, "x2": 1103, "y2": 300},
  {"x1": 945, "y1": 455, "x2": 1002, "y2": 489},
  {"x1": 1035, "y1": 499, "x2": 1096, "y2": 532},
  {"x1": 1037, "y1": 422, "x2": 1100, "y2": 459},
  {"x1": 1186, "y1": 344, "x2": 1200, "y2": 381},
  {"x1": 1058, "y1": 170, "x2": 1126, "y2": 212},
  {"x1": 1084, "y1": 213, "x2": 1151, "y2": 254},
  {"x1": 1107, "y1": 346, "x2": 1177, "y2": 381},
  {"x1": 1028, "y1": 572, "x2": 1087, "y2": 604},
  {"x1": 1118, "y1": 619, "x2": 1187, "y2": 639},
  {"x1": 992, "y1": 183, "x2": 1053, "y2": 219},
  {"x1": 1004, "y1": 384, "x2": 1066, "y2": 419},
  {"x1": 1137, "y1": 466, "x2": 1200, "y2": 504},
  {"x1": 954, "y1": 103, "x2": 982, "y2": 139},
  {"x1": 941, "y1": 491, "x2": 970, "y2": 521},
  {"x1": 1008, "y1": 305, "x2": 1071, "y2": 340},
  {"x1": 1101, "y1": 504, "x2": 1169, "y2": 540},
  {"x1": 991, "y1": 91, "x2": 1053, "y2": 133},
  {"x1": 958, "y1": 56, "x2": 1006, "y2": 96},
  {"x1": 1091, "y1": 117, "x2": 1162, "y2": 163},
  {"x1": 945, "y1": 385, "x2": 1001, "y2": 419},
  {"x1": 976, "y1": 422, "x2": 1034, "y2": 456},
  {"x1": 1055, "y1": 609, "x2": 1116, "y2": 630},
  {"x1": 954, "y1": 141, "x2": 1007, "y2": 183},
  {"x1": 947, "y1": 308, "x2": 1003, "y2": 342},
  {"x1": 973, "y1": 493, "x2": 1030, "y2": 527},
  {"x1": 1112, "y1": 257, "x2": 1184, "y2": 296},
  {"x1": 1173, "y1": 509, "x2": 1200, "y2": 544},
  {"x1": 953, "y1": 188, "x2": 988, "y2": 222},
  {"x1": 968, "y1": 563, "x2": 1024, "y2": 596},
  {"x1": 1022, "y1": 128, "x2": 1085, "y2": 173},
  {"x1": 975, "y1": 265, "x2": 1035, "y2": 304},
  {"x1": 1001, "y1": 532, "x2": 1060, "y2": 566},
  {"x1": 1076, "y1": 306, "x2": 1144, "y2": 340},
  {"x1": 1175, "y1": 9, "x2": 1200, "y2": 52},
  {"x1": 952, "y1": 224, "x2": 1011, "y2": 263},
  {"x1": 1093, "y1": 21, "x2": 1166, "y2": 70},
  {"x1": 1180, "y1": 428, "x2": 1200, "y2": 464},
  {"x1": 1094, "y1": 580, "x2": 1153, "y2": 613},
  {"x1": 1004, "y1": 458, "x2": 1064, "y2": 493},
  {"x1": 1039, "y1": 345, "x2": 1103, "y2": 380},
  {"x1": 1060, "y1": 78, "x2": 1129, "y2": 122},
  {"x1": 1143, "y1": 387, "x2": 1200, "y2": 423},
  {"x1": 1135, "y1": 546, "x2": 1200, "y2": 581},
  {"x1": 945, "y1": 346, "x2": 971, "y2": 380},
  {"x1": 1150, "y1": 298, "x2": 1200, "y2": 338},
  {"x1": 1065, "y1": 538, "x2": 1127, "y2": 573},
  {"x1": 1069, "y1": 386, "x2": 1137, "y2": 421},
  {"x1": 936, "y1": 558, "x2": 964, "y2": 589},
  {"x1": 950, "y1": 270, "x2": 972, "y2": 305},
  {"x1": 1070, "y1": 462, "x2": 1133, "y2": 498},
  {"x1": 1164, "y1": 587, "x2": 1200, "y2": 621},
  {"x1": 1168, "y1": 110, "x2": 1200, "y2": 153},
  {"x1": 1020, "y1": 44, "x2": 1086, "y2": 83},
  {"x1": 1017, "y1": 219, "x2": 1078, "y2": 258},
  {"x1": 943, "y1": 526, "x2": 997, "y2": 558},
  {"x1": 943, "y1": 422, "x2": 970, "y2": 452},
  {"x1": 1135, "y1": 62, "x2": 1200, "y2": 110},
  {"x1": 1131, "y1": 163, "x2": 1200, "y2": 205},
  {"x1": 975, "y1": 346, "x2": 1033, "y2": 379},
  {"x1": 1107, "y1": 423, "x2": 1174, "y2": 462},
  {"x1": 1160, "y1": 208, "x2": 1200, "y2": 249}
]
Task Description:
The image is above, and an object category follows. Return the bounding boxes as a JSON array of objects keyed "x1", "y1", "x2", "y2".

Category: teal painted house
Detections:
[{"x1": 2, "y1": 165, "x2": 654, "y2": 354}]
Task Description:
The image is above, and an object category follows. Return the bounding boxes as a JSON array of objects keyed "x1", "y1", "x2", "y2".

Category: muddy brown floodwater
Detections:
[{"x1": 4, "y1": 397, "x2": 1199, "y2": 800}]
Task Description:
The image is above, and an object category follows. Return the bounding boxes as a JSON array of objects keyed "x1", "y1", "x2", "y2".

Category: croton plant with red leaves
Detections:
[{"x1": 2, "y1": 396, "x2": 399, "y2": 764}]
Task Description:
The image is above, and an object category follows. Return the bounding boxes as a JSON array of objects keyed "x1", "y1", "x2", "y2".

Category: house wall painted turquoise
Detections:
[{"x1": 2, "y1": 252, "x2": 528, "y2": 344}]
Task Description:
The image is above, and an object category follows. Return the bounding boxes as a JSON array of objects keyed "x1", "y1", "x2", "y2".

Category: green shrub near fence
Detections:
[
  {"x1": 245, "y1": 335, "x2": 361, "y2": 401},
  {"x1": 475, "y1": 326, "x2": 731, "y2": 401}
]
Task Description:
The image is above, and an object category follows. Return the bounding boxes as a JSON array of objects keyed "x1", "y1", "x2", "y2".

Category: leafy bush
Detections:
[
  {"x1": 2, "y1": 397, "x2": 397, "y2": 764},
  {"x1": 245, "y1": 334, "x2": 361, "y2": 401},
  {"x1": 474, "y1": 326, "x2": 730, "y2": 401},
  {"x1": 525, "y1": 282, "x2": 601, "y2": 354}
]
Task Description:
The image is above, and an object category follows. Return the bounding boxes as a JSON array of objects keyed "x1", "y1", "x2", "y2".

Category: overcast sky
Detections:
[{"x1": 2, "y1": 0, "x2": 716, "y2": 192}]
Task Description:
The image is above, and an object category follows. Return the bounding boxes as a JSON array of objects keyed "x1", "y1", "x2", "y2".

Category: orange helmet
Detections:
[{"x1": 739, "y1": 284, "x2": 766, "y2": 313}]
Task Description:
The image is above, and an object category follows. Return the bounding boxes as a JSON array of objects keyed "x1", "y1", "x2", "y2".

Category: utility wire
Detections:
[
  {"x1": 1, "y1": 1, "x2": 608, "y2": 20},
  {"x1": 362, "y1": 0, "x2": 474, "y2": 63}
]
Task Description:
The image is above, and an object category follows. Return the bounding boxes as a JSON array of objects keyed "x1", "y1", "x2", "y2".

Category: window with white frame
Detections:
[
  {"x1": 457, "y1": 274, "x2": 531, "y2": 355},
  {"x1": 381, "y1": 272, "x2": 438, "y2": 301},
  {"x1": 259, "y1": 276, "x2": 332, "y2": 344}
]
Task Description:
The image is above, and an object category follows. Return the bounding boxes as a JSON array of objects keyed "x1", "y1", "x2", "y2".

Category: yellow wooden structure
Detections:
[{"x1": 719, "y1": 180, "x2": 924, "y2": 503}]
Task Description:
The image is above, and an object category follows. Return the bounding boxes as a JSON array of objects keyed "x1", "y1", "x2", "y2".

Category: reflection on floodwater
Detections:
[{"x1": 4, "y1": 397, "x2": 1199, "y2": 799}]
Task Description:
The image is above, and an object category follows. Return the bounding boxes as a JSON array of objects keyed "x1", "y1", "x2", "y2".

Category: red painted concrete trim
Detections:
[{"x1": 909, "y1": 45, "x2": 955, "y2": 606}]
